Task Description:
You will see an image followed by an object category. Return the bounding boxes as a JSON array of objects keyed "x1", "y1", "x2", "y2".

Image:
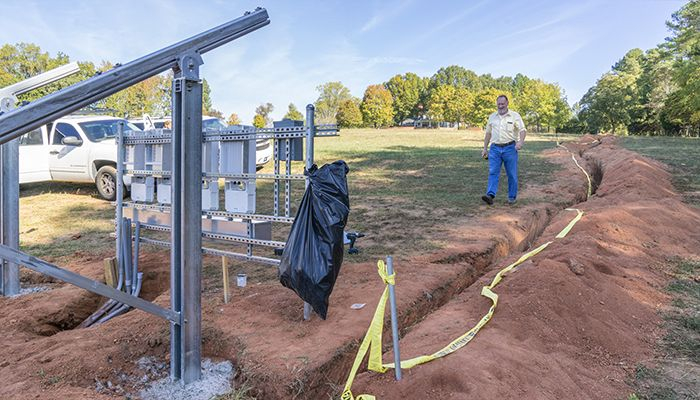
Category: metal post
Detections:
[
  {"x1": 116, "y1": 122, "x2": 124, "y2": 278},
  {"x1": 302, "y1": 104, "x2": 315, "y2": 321},
  {"x1": 0, "y1": 138, "x2": 20, "y2": 296},
  {"x1": 168, "y1": 51, "x2": 204, "y2": 384},
  {"x1": 180, "y1": 75, "x2": 203, "y2": 383},
  {"x1": 170, "y1": 77, "x2": 183, "y2": 382},
  {"x1": 386, "y1": 255, "x2": 401, "y2": 381}
]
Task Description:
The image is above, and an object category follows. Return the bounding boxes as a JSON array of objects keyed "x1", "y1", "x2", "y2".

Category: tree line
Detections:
[
  {"x1": 570, "y1": 0, "x2": 699, "y2": 136},
  {"x1": 312, "y1": 68, "x2": 571, "y2": 132},
  {"x1": 0, "y1": 43, "x2": 221, "y2": 120},
  {"x1": 3, "y1": 0, "x2": 695, "y2": 136}
]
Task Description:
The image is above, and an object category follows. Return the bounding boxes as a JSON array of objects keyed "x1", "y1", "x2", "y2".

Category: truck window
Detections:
[
  {"x1": 52, "y1": 123, "x2": 81, "y2": 145},
  {"x1": 19, "y1": 128, "x2": 43, "y2": 146}
]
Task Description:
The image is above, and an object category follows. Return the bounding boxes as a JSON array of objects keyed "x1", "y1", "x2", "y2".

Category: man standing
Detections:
[{"x1": 480, "y1": 95, "x2": 526, "y2": 205}]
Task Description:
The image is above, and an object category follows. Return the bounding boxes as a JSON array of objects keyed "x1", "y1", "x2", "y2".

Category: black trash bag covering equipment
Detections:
[{"x1": 278, "y1": 160, "x2": 350, "y2": 319}]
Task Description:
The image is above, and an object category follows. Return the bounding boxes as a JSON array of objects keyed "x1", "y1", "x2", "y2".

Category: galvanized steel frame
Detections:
[{"x1": 0, "y1": 8, "x2": 271, "y2": 385}]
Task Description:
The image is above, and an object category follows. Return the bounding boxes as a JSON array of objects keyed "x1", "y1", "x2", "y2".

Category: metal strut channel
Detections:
[
  {"x1": 120, "y1": 201, "x2": 295, "y2": 223},
  {"x1": 0, "y1": 244, "x2": 180, "y2": 323},
  {"x1": 137, "y1": 237, "x2": 281, "y2": 266}
]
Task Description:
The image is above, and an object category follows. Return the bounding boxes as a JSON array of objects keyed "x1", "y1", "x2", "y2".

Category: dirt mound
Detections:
[
  {"x1": 350, "y1": 136, "x2": 700, "y2": 399},
  {"x1": 0, "y1": 136, "x2": 698, "y2": 399}
]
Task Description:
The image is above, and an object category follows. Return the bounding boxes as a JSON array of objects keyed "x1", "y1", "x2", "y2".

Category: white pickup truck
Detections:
[
  {"x1": 19, "y1": 115, "x2": 139, "y2": 200},
  {"x1": 19, "y1": 115, "x2": 275, "y2": 201}
]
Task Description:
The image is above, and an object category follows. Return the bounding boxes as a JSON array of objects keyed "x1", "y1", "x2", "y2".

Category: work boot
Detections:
[
  {"x1": 481, "y1": 194, "x2": 494, "y2": 205},
  {"x1": 508, "y1": 198, "x2": 517, "y2": 205}
]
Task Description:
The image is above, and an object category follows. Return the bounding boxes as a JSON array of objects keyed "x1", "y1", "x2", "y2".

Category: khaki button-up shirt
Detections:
[{"x1": 485, "y1": 110, "x2": 526, "y2": 144}]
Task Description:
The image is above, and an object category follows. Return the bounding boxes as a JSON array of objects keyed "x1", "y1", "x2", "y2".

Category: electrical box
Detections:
[
  {"x1": 152, "y1": 142, "x2": 172, "y2": 172},
  {"x1": 202, "y1": 179, "x2": 219, "y2": 210},
  {"x1": 224, "y1": 180, "x2": 255, "y2": 213},
  {"x1": 126, "y1": 143, "x2": 146, "y2": 171},
  {"x1": 131, "y1": 176, "x2": 155, "y2": 202},
  {"x1": 273, "y1": 119, "x2": 304, "y2": 161},
  {"x1": 221, "y1": 135, "x2": 256, "y2": 213},
  {"x1": 157, "y1": 177, "x2": 171, "y2": 204}
]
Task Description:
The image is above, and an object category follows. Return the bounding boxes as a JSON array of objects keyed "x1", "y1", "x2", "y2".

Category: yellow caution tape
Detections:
[
  {"x1": 341, "y1": 209, "x2": 583, "y2": 400},
  {"x1": 557, "y1": 143, "x2": 592, "y2": 199}
]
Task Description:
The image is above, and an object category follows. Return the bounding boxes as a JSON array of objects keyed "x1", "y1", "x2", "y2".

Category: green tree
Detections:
[
  {"x1": 254, "y1": 102, "x2": 274, "y2": 127},
  {"x1": 0, "y1": 43, "x2": 95, "y2": 104},
  {"x1": 468, "y1": 88, "x2": 505, "y2": 128},
  {"x1": 335, "y1": 99, "x2": 363, "y2": 128},
  {"x1": 581, "y1": 72, "x2": 635, "y2": 135},
  {"x1": 384, "y1": 72, "x2": 426, "y2": 124},
  {"x1": 664, "y1": 0, "x2": 700, "y2": 135},
  {"x1": 361, "y1": 84, "x2": 394, "y2": 128},
  {"x1": 283, "y1": 103, "x2": 304, "y2": 121},
  {"x1": 517, "y1": 79, "x2": 562, "y2": 132},
  {"x1": 226, "y1": 113, "x2": 241, "y2": 126},
  {"x1": 430, "y1": 65, "x2": 481, "y2": 91},
  {"x1": 479, "y1": 73, "x2": 513, "y2": 91},
  {"x1": 252, "y1": 114, "x2": 266, "y2": 128},
  {"x1": 425, "y1": 85, "x2": 473, "y2": 127},
  {"x1": 96, "y1": 62, "x2": 172, "y2": 118},
  {"x1": 314, "y1": 81, "x2": 354, "y2": 124},
  {"x1": 426, "y1": 85, "x2": 456, "y2": 123}
]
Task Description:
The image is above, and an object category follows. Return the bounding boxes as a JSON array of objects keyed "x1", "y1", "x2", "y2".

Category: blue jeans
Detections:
[{"x1": 486, "y1": 143, "x2": 518, "y2": 200}]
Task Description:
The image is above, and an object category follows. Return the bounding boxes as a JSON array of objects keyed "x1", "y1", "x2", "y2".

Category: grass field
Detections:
[
  {"x1": 17, "y1": 130, "x2": 700, "y2": 270},
  {"x1": 18, "y1": 127, "x2": 562, "y2": 265},
  {"x1": 621, "y1": 136, "x2": 700, "y2": 206}
]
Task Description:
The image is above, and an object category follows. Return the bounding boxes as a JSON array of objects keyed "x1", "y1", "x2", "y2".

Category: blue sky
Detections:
[{"x1": 0, "y1": 0, "x2": 687, "y2": 124}]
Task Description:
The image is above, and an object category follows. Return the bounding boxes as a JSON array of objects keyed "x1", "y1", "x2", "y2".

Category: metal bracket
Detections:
[
  {"x1": 0, "y1": 96, "x2": 17, "y2": 114},
  {"x1": 174, "y1": 51, "x2": 204, "y2": 81}
]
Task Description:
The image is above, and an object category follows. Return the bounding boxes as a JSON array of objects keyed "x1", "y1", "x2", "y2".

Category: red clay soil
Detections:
[{"x1": 1, "y1": 136, "x2": 698, "y2": 400}]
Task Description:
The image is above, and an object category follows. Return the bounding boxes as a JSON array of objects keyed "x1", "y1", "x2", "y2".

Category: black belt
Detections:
[{"x1": 493, "y1": 141, "x2": 515, "y2": 147}]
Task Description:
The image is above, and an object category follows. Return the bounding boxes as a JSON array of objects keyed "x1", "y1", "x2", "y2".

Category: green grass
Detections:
[
  {"x1": 18, "y1": 128, "x2": 563, "y2": 278},
  {"x1": 630, "y1": 259, "x2": 700, "y2": 399},
  {"x1": 621, "y1": 136, "x2": 700, "y2": 206}
]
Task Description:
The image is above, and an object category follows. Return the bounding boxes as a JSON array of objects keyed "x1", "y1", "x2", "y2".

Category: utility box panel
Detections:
[
  {"x1": 131, "y1": 176, "x2": 155, "y2": 202},
  {"x1": 224, "y1": 180, "x2": 255, "y2": 213},
  {"x1": 202, "y1": 179, "x2": 219, "y2": 210},
  {"x1": 126, "y1": 143, "x2": 146, "y2": 171},
  {"x1": 157, "y1": 177, "x2": 171, "y2": 204},
  {"x1": 273, "y1": 119, "x2": 303, "y2": 161}
]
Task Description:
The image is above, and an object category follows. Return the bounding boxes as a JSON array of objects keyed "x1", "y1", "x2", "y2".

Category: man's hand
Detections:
[
  {"x1": 481, "y1": 148, "x2": 488, "y2": 159},
  {"x1": 515, "y1": 140, "x2": 524, "y2": 151}
]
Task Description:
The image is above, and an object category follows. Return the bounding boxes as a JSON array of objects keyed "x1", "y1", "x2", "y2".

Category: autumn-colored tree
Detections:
[
  {"x1": 227, "y1": 113, "x2": 241, "y2": 126},
  {"x1": 361, "y1": 85, "x2": 394, "y2": 128},
  {"x1": 335, "y1": 99, "x2": 363, "y2": 128},
  {"x1": 284, "y1": 103, "x2": 304, "y2": 121},
  {"x1": 252, "y1": 114, "x2": 266, "y2": 128}
]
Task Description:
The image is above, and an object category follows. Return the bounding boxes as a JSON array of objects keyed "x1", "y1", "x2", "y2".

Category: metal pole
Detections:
[
  {"x1": 0, "y1": 138, "x2": 20, "y2": 296},
  {"x1": 170, "y1": 77, "x2": 184, "y2": 382},
  {"x1": 302, "y1": 104, "x2": 315, "y2": 321},
  {"x1": 386, "y1": 255, "x2": 401, "y2": 381},
  {"x1": 115, "y1": 122, "x2": 124, "y2": 268},
  {"x1": 180, "y1": 70, "x2": 203, "y2": 384}
]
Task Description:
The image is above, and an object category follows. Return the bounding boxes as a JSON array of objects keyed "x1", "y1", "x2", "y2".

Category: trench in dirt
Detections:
[
  {"x1": 13, "y1": 143, "x2": 604, "y2": 397},
  {"x1": 22, "y1": 257, "x2": 171, "y2": 338},
  {"x1": 252, "y1": 145, "x2": 606, "y2": 399}
]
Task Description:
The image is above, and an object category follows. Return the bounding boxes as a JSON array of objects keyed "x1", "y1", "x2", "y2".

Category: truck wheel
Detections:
[{"x1": 95, "y1": 166, "x2": 121, "y2": 201}]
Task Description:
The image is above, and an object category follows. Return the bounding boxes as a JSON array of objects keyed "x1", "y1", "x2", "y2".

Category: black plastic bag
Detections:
[{"x1": 278, "y1": 160, "x2": 350, "y2": 319}]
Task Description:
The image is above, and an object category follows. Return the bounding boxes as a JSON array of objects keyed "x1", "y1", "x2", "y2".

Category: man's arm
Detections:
[
  {"x1": 515, "y1": 129, "x2": 526, "y2": 150},
  {"x1": 515, "y1": 114, "x2": 526, "y2": 150},
  {"x1": 482, "y1": 120, "x2": 492, "y2": 158}
]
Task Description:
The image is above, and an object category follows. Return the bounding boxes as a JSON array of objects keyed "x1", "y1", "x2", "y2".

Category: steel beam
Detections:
[
  {"x1": 169, "y1": 55, "x2": 203, "y2": 383},
  {"x1": 180, "y1": 76, "x2": 203, "y2": 384},
  {"x1": 0, "y1": 139, "x2": 20, "y2": 296},
  {"x1": 0, "y1": 244, "x2": 179, "y2": 322}
]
